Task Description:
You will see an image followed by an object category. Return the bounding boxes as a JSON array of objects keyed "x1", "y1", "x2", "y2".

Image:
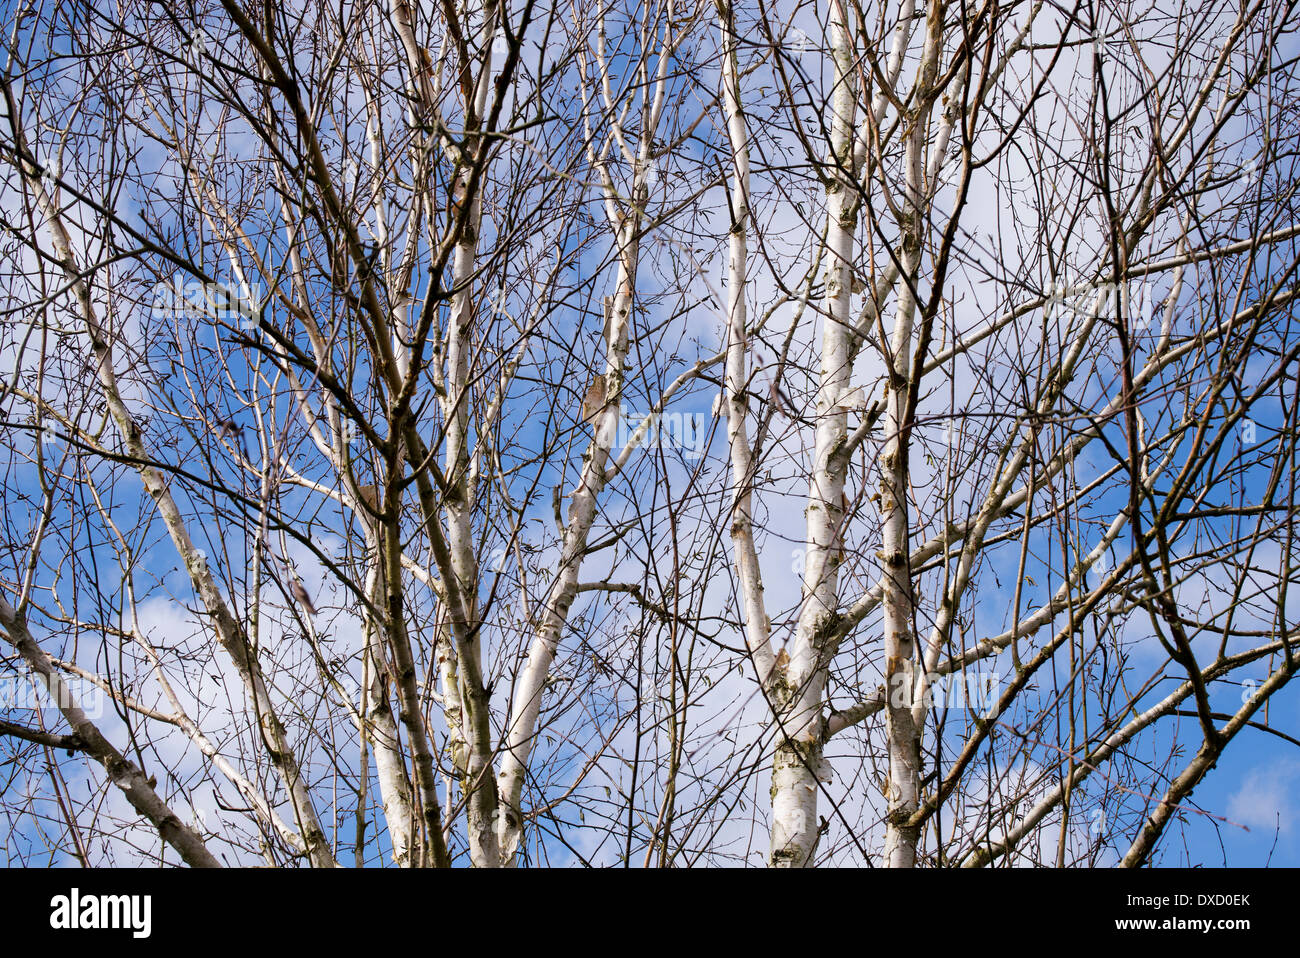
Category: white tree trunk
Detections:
[
  {"x1": 771, "y1": 4, "x2": 859, "y2": 868},
  {"x1": 0, "y1": 597, "x2": 221, "y2": 868}
]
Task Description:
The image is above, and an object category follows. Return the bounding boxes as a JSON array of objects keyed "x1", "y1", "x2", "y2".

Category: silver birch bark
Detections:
[{"x1": 770, "y1": 2, "x2": 860, "y2": 868}]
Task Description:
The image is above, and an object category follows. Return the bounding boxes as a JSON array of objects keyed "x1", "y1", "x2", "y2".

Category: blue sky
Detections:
[{"x1": 2, "y1": 0, "x2": 1299, "y2": 868}]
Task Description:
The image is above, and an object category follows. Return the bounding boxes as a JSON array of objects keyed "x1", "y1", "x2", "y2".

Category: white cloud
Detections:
[{"x1": 1227, "y1": 759, "x2": 1300, "y2": 834}]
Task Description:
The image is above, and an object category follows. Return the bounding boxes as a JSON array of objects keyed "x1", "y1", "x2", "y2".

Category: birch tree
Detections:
[{"x1": 2, "y1": 0, "x2": 1299, "y2": 868}]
